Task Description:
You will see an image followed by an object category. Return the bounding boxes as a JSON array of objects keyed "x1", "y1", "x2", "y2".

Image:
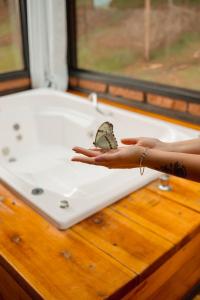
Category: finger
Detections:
[
  {"x1": 89, "y1": 147, "x2": 102, "y2": 151},
  {"x1": 72, "y1": 147, "x2": 100, "y2": 157},
  {"x1": 121, "y1": 138, "x2": 139, "y2": 145},
  {"x1": 71, "y1": 156, "x2": 97, "y2": 164}
]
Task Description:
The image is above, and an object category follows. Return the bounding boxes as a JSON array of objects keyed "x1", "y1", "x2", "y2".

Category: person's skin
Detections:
[
  {"x1": 71, "y1": 138, "x2": 200, "y2": 183},
  {"x1": 121, "y1": 137, "x2": 200, "y2": 154}
]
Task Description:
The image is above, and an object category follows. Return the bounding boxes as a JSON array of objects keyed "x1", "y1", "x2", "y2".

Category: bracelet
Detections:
[{"x1": 139, "y1": 148, "x2": 149, "y2": 176}]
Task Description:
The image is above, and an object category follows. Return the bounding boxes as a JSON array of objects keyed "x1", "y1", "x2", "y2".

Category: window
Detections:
[
  {"x1": 72, "y1": 0, "x2": 200, "y2": 93},
  {"x1": 0, "y1": 0, "x2": 29, "y2": 76}
]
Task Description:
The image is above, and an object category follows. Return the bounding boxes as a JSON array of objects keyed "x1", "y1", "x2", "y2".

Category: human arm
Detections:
[
  {"x1": 144, "y1": 148, "x2": 200, "y2": 182},
  {"x1": 72, "y1": 146, "x2": 200, "y2": 182},
  {"x1": 121, "y1": 137, "x2": 200, "y2": 154}
]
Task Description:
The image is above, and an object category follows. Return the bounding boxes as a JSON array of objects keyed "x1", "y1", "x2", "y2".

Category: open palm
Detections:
[{"x1": 71, "y1": 145, "x2": 143, "y2": 169}]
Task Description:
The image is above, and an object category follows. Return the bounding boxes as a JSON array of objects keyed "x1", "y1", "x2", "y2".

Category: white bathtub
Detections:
[{"x1": 0, "y1": 89, "x2": 198, "y2": 229}]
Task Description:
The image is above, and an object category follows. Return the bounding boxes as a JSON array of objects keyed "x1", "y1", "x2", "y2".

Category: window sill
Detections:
[{"x1": 0, "y1": 77, "x2": 31, "y2": 96}]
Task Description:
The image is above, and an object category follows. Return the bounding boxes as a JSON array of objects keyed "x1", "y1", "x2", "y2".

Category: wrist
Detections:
[
  {"x1": 163, "y1": 142, "x2": 175, "y2": 152},
  {"x1": 156, "y1": 141, "x2": 173, "y2": 152},
  {"x1": 138, "y1": 146, "x2": 149, "y2": 175},
  {"x1": 135, "y1": 146, "x2": 146, "y2": 161}
]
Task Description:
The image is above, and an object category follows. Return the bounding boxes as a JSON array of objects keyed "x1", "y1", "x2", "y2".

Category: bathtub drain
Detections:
[
  {"x1": 60, "y1": 200, "x2": 69, "y2": 209},
  {"x1": 31, "y1": 188, "x2": 44, "y2": 195},
  {"x1": 13, "y1": 123, "x2": 20, "y2": 130},
  {"x1": 9, "y1": 157, "x2": 17, "y2": 162}
]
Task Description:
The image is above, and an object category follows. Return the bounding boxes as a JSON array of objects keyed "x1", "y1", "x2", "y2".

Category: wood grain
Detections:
[
  {"x1": 148, "y1": 177, "x2": 200, "y2": 213},
  {"x1": 0, "y1": 78, "x2": 31, "y2": 92},
  {"x1": 122, "y1": 232, "x2": 200, "y2": 300},
  {"x1": 73, "y1": 207, "x2": 172, "y2": 274},
  {"x1": 0, "y1": 264, "x2": 32, "y2": 300},
  {"x1": 0, "y1": 185, "x2": 134, "y2": 300},
  {"x1": 112, "y1": 187, "x2": 200, "y2": 245},
  {"x1": 0, "y1": 91, "x2": 200, "y2": 299}
]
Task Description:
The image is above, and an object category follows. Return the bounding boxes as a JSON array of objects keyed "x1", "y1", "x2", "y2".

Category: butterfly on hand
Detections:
[{"x1": 93, "y1": 122, "x2": 118, "y2": 150}]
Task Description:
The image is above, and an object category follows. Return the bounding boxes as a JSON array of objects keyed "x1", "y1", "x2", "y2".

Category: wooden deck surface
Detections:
[{"x1": 0, "y1": 94, "x2": 200, "y2": 300}]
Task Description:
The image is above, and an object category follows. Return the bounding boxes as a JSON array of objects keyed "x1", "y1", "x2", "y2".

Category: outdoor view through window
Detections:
[
  {"x1": 0, "y1": 0, "x2": 24, "y2": 74},
  {"x1": 77, "y1": 0, "x2": 200, "y2": 92}
]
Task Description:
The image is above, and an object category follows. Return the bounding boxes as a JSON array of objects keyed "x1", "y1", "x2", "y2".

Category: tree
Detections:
[{"x1": 144, "y1": 0, "x2": 151, "y2": 61}]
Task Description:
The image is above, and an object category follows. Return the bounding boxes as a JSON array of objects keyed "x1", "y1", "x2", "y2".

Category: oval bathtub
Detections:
[{"x1": 0, "y1": 89, "x2": 198, "y2": 229}]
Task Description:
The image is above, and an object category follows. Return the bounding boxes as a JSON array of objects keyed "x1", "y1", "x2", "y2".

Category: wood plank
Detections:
[
  {"x1": 1, "y1": 176, "x2": 200, "y2": 298},
  {"x1": 148, "y1": 177, "x2": 200, "y2": 213},
  {"x1": 112, "y1": 188, "x2": 200, "y2": 245},
  {"x1": 0, "y1": 78, "x2": 31, "y2": 92},
  {"x1": 122, "y1": 232, "x2": 200, "y2": 300},
  {"x1": 0, "y1": 183, "x2": 135, "y2": 300},
  {"x1": 73, "y1": 208, "x2": 173, "y2": 276},
  {"x1": 0, "y1": 264, "x2": 32, "y2": 300}
]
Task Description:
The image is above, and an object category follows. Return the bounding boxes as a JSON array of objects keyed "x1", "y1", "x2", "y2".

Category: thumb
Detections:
[{"x1": 121, "y1": 138, "x2": 139, "y2": 145}]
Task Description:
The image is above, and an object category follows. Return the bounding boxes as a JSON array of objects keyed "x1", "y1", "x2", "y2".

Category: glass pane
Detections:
[
  {"x1": 0, "y1": 0, "x2": 24, "y2": 73},
  {"x1": 76, "y1": 0, "x2": 200, "y2": 92}
]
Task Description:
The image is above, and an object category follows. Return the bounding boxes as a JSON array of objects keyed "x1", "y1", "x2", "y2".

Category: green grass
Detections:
[
  {"x1": 111, "y1": 0, "x2": 200, "y2": 9},
  {"x1": 177, "y1": 65, "x2": 200, "y2": 90},
  {"x1": 0, "y1": 44, "x2": 23, "y2": 73},
  {"x1": 111, "y1": 0, "x2": 144, "y2": 9},
  {"x1": 77, "y1": 0, "x2": 200, "y2": 91},
  {"x1": 78, "y1": 41, "x2": 137, "y2": 73},
  {"x1": 77, "y1": 0, "x2": 200, "y2": 9},
  {"x1": 0, "y1": 19, "x2": 11, "y2": 36},
  {"x1": 77, "y1": 0, "x2": 91, "y2": 7},
  {"x1": 78, "y1": 27, "x2": 200, "y2": 91},
  {"x1": 133, "y1": 63, "x2": 200, "y2": 91},
  {"x1": 151, "y1": 32, "x2": 200, "y2": 62},
  {"x1": 0, "y1": 16, "x2": 24, "y2": 73},
  {"x1": 125, "y1": 31, "x2": 200, "y2": 90},
  {"x1": 128, "y1": 31, "x2": 200, "y2": 90}
]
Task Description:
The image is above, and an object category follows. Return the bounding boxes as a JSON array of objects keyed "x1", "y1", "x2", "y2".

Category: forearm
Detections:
[
  {"x1": 164, "y1": 138, "x2": 200, "y2": 154},
  {"x1": 144, "y1": 148, "x2": 200, "y2": 182}
]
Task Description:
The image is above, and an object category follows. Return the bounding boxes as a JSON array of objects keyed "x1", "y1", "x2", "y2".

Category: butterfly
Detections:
[{"x1": 93, "y1": 122, "x2": 118, "y2": 150}]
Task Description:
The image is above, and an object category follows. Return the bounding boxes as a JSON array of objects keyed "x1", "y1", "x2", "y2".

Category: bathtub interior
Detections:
[{"x1": 0, "y1": 89, "x2": 198, "y2": 229}]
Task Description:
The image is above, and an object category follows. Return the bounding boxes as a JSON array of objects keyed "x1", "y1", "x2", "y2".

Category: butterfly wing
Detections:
[
  {"x1": 93, "y1": 122, "x2": 118, "y2": 149},
  {"x1": 105, "y1": 132, "x2": 118, "y2": 149},
  {"x1": 93, "y1": 133, "x2": 118, "y2": 149},
  {"x1": 93, "y1": 135, "x2": 111, "y2": 149},
  {"x1": 94, "y1": 122, "x2": 114, "y2": 146},
  {"x1": 98, "y1": 122, "x2": 113, "y2": 133}
]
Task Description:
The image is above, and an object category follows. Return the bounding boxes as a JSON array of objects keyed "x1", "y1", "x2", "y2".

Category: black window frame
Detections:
[
  {"x1": 67, "y1": 0, "x2": 200, "y2": 105},
  {"x1": 0, "y1": 0, "x2": 30, "y2": 81}
]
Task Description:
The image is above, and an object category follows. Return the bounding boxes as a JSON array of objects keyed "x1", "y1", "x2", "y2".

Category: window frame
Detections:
[
  {"x1": 67, "y1": 0, "x2": 200, "y2": 105},
  {"x1": 0, "y1": 0, "x2": 30, "y2": 82}
]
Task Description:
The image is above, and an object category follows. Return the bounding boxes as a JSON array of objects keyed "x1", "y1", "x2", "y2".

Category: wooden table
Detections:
[{"x1": 0, "y1": 94, "x2": 200, "y2": 300}]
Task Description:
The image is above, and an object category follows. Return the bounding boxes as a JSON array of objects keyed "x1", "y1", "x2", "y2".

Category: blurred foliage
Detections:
[
  {"x1": 111, "y1": 0, "x2": 200, "y2": 9},
  {"x1": 0, "y1": 2, "x2": 24, "y2": 73}
]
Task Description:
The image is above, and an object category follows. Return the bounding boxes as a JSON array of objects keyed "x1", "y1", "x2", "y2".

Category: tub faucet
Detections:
[
  {"x1": 88, "y1": 93, "x2": 113, "y2": 116},
  {"x1": 158, "y1": 174, "x2": 172, "y2": 191}
]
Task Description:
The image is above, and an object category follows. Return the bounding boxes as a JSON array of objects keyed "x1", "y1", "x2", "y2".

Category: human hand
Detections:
[
  {"x1": 71, "y1": 145, "x2": 144, "y2": 169},
  {"x1": 121, "y1": 137, "x2": 169, "y2": 151}
]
